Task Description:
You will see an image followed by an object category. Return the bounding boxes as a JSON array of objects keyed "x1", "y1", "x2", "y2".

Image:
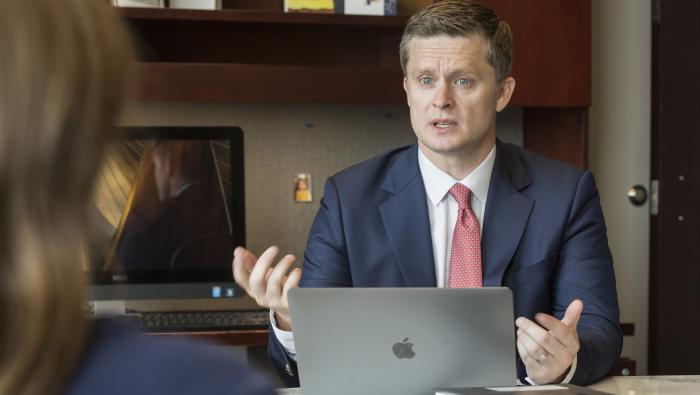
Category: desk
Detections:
[
  {"x1": 149, "y1": 329, "x2": 268, "y2": 347},
  {"x1": 588, "y1": 375, "x2": 700, "y2": 394},
  {"x1": 276, "y1": 376, "x2": 700, "y2": 395}
]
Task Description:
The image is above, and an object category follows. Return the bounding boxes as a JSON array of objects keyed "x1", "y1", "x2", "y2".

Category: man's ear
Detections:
[
  {"x1": 403, "y1": 76, "x2": 411, "y2": 107},
  {"x1": 496, "y1": 76, "x2": 516, "y2": 112}
]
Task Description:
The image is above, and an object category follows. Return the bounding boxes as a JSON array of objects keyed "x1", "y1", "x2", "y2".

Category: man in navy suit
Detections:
[{"x1": 233, "y1": 0, "x2": 621, "y2": 388}]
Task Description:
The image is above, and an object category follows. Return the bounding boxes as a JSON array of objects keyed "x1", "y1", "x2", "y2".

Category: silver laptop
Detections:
[{"x1": 288, "y1": 287, "x2": 517, "y2": 395}]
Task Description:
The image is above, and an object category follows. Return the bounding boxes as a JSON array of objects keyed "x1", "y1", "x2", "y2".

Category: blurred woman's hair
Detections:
[{"x1": 0, "y1": 1, "x2": 134, "y2": 394}]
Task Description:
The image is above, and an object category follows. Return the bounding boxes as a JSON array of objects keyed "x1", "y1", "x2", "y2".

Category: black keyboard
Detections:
[{"x1": 127, "y1": 309, "x2": 270, "y2": 332}]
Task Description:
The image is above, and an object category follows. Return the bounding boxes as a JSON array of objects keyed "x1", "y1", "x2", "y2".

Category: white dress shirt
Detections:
[
  {"x1": 418, "y1": 145, "x2": 494, "y2": 287},
  {"x1": 271, "y1": 144, "x2": 576, "y2": 384}
]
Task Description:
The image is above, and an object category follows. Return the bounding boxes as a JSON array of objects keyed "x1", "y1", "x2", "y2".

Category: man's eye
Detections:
[
  {"x1": 456, "y1": 78, "x2": 472, "y2": 86},
  {"x1": 420, "y1": 77, "x2": 433, "y2": 85}
]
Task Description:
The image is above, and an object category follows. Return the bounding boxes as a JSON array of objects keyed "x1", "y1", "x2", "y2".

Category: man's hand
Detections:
[
  {"x1": 232, "y1": 246, "x2": 301, "y2": 331},
  {"x1": 515, "y1": 299, "x2": 583, "y2": 384}
]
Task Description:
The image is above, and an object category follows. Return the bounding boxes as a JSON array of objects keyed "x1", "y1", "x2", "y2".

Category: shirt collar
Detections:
[{"x1": 417, "y1": 144, "x2": 496, "y2": 207}]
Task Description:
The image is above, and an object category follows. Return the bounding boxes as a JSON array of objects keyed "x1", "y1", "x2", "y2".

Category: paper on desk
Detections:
[
  {"x1": 435, "y1": 385, "x2": 568, "y2": 395},
  {"x1": 486, "y1": 385, "x2": 568, "y2": 392}
]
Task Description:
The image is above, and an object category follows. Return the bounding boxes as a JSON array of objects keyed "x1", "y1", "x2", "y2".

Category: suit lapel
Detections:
[
  {"x1": 481, "y1": 141, "x2": 534, "y2": 287},
  {"x1": 379, "y1": 145, "x2": 437, "y2": 287}
]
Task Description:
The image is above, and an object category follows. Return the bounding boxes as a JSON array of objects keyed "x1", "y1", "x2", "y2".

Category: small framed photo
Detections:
[{"x1": 294, "y1": 173, "x2": 313, "y2": 203}]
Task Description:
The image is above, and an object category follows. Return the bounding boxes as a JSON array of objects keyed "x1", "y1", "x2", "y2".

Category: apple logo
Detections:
[{"x1": 392, "y1": 337, "x2": 416, "y2": 359}]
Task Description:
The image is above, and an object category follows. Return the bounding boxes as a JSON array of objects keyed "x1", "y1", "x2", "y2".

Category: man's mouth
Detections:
[{"x1": 432, "y1": 120, "x2": 457, "y2": 129}]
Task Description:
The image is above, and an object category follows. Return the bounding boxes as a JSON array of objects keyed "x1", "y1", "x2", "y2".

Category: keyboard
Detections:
[{"x1": 127, "y1": 309, "x2": 270, "y2": 332}]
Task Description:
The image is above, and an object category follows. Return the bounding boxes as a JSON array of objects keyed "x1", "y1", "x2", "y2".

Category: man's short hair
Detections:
[{"x1": 399, "y1": 0, "x2": 512, "y2": 83}]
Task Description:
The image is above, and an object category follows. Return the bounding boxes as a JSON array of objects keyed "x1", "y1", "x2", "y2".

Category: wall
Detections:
[
  {"x1": 590, "y1": 0, "x2": 651, "y2": 374},
  {"x1": 121, "y1": 102, "x2": 523, "y2": 263}
]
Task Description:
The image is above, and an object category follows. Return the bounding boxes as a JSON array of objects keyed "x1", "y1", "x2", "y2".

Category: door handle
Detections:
[{"x1": 627, "y1": 185, "x2": 648, "y2": 206}]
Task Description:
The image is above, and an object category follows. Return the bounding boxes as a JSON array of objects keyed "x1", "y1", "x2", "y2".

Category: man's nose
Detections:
[{"x1": 432, "y1": 83, "x2": 453, "y2": 109}]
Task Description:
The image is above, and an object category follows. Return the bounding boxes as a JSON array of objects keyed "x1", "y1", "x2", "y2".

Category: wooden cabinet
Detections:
[
  {"x1": 120, "y1": 0, "x2": 589, "y2": 106},
  {"x1": 121, "y1": 8, "x2": 408, "y2": 102},
  {"x1": 119, "y1": 0, "x2": 590, "y2": 166}
]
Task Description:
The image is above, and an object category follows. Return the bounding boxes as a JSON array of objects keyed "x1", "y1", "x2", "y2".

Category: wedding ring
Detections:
[{"x1": 536, "y1": 353, "x2": 548, "y2": 363}]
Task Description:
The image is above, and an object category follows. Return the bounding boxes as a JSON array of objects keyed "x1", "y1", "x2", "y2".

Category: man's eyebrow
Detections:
[
  {"x1": 453, "y1": 71, "x2": 478, "y2": 77},
  {"x1": 412, "y1": 68, "x2": 435, "y2": 75},
  {"x1": 411, "y1": 62, "x2": 480, "y2": 73}
]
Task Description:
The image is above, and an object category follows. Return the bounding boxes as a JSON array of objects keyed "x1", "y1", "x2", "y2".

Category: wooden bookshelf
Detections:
[
  {"x1": 137, "y1": 62, "x2": 403, "y2": 102},
  {"x1": 120, "y1": 7, "x2": 408, "y2": 26},
  {"x1": 120, "y1": 8, "x2": 406, "y2": 102},
  {"x1": 119, "y1": 1, "x2": 589, "y2": 107},
  {"x1": 119, "y1": 0, "x2": 591, "y2": 166}
]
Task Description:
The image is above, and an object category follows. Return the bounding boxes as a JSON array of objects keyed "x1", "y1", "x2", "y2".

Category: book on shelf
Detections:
[
  {"x1": 112, "y1": 0, "x2": 164, "y2": 7},
  {"x1": 342, "y1": 0, "x2": 397, "y2": 16},
  {"x1": 112, "y1": 0, "x2": 221, "y2": 9},
  {"x1": 168, "y1": 0, "x2": 221, "y2": 10},
  {"x1": 284, "y1": 0, "x2": 334, "y2": 14},
  {"x1": 284, "y1": 0, "x2": 397, "y2": 15}
]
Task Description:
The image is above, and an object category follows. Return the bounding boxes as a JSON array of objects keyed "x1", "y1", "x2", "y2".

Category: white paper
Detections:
[{"x1": 486, "y1": 385, "x2": 568, "y2": 392}]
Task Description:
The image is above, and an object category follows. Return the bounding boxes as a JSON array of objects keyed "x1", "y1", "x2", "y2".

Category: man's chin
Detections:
[
  {"x1": 420, "y1": 142, "x2": 468, "y2": 157},
  {"x1": 419, "y1": 135, "x2": 494, "y2": 157}
]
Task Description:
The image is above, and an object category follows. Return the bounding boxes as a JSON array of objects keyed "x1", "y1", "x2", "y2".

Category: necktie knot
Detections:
[{"x1": 449, "y1": 183, "x2": 472, "y2": 211}]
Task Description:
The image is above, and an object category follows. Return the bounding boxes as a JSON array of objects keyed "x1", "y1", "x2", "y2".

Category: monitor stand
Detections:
[{"x1": 92, "y1": 300, "x2": 127, "y2": 315}]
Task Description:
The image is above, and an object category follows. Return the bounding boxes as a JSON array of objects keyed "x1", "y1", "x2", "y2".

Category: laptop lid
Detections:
[{"x1": 288, "y1": 287, "x2": 517, "y2": 395}]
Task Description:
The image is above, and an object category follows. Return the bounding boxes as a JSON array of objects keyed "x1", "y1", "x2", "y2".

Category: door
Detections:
[
  {"x1": 649, "y1": 0, "x2": 700, "y2": 374},
  {"x1": 590, "y1": 0, "x2": 651, "y2": 374}
]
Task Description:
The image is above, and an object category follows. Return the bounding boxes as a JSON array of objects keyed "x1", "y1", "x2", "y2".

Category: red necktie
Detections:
[{"x1": 448, "y1": 183, "x2": 483, "y2": 288}]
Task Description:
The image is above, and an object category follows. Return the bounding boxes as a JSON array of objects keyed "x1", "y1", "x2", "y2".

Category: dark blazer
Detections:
[
  {"x1": 269, "y1": 141, "x2": 622, "y2": 387},
  {"x1": 65, "y1": 318, "x2": 275, "y2": 395}
]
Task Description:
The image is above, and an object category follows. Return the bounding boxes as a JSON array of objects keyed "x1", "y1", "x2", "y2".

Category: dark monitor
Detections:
[{"x1": 88, "y1": 127, "x2": 245, "y2": 301}]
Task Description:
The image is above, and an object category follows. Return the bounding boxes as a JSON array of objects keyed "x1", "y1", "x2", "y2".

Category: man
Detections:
[{"x1": 233, "y1": 0, "x2": 621, "y2": 387}]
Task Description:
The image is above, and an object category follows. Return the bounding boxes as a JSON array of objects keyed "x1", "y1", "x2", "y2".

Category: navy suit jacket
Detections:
[{"x1": 269, "y1": 141, "x2": 622, "y2": 387}]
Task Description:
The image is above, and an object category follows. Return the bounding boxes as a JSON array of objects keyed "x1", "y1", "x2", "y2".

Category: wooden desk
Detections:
[
  {"x1": 148, "y1": 329, "x2": 268, "y2": 347},
  {"x1": 276, "y1": 376, "x2": 700, "y2": 395},
  {"x1": 588, "y1": 375, "x2": 700, "y2": 394}
]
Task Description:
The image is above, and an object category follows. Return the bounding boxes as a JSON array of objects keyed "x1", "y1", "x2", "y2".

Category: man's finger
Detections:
[
  {"x1": 282, "y1": 267, "x2": 302, "y2": 306},
  {"x1": 517, "y1": 317, "x2": 568, "y2": 358},
  {"x1": 266, "y1": 254, "x2": 296, "y2": 303},
  {"x1": 236, "y1": 247, "x2": 258, "y2": 271},
  {"x1": 561, "y1": 299, "x2": 584, "y2": 327},
  {"x1": 534, "y1": 313, "x2": 574, "y2": 345},
  {"x1": 232, "y1": 247, "x2": 257, "y2": 291},
  {"x1": 248, "y1": 246, "x2": 280, "y2": 297},
  {"x1": 516, "y1": 336, "x2": 534, "y2": 367},
  {"x1": 518, "y1": 324, "x2": 555, "y2": 360},
  {"x1": 264, "y1": 267, "x2": 275, "y2": 282},
  {"x1": 516, "y1": 316, "x2": 549, "y2": 338}
]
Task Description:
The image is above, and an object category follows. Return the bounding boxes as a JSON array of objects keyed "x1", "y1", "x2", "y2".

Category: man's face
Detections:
[{"x1": 403, "y1": 34, "x2": 514, "y2": 161}]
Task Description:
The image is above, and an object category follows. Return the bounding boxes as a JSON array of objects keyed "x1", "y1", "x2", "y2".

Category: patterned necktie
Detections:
[{"x1": 448, "y1": 183, "x2": 483, "y2": 288}]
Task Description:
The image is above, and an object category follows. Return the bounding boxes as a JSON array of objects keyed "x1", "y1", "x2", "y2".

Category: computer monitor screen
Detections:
[{"x1": 88, "y1": 127, "x2": 245, "y2": 300}]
